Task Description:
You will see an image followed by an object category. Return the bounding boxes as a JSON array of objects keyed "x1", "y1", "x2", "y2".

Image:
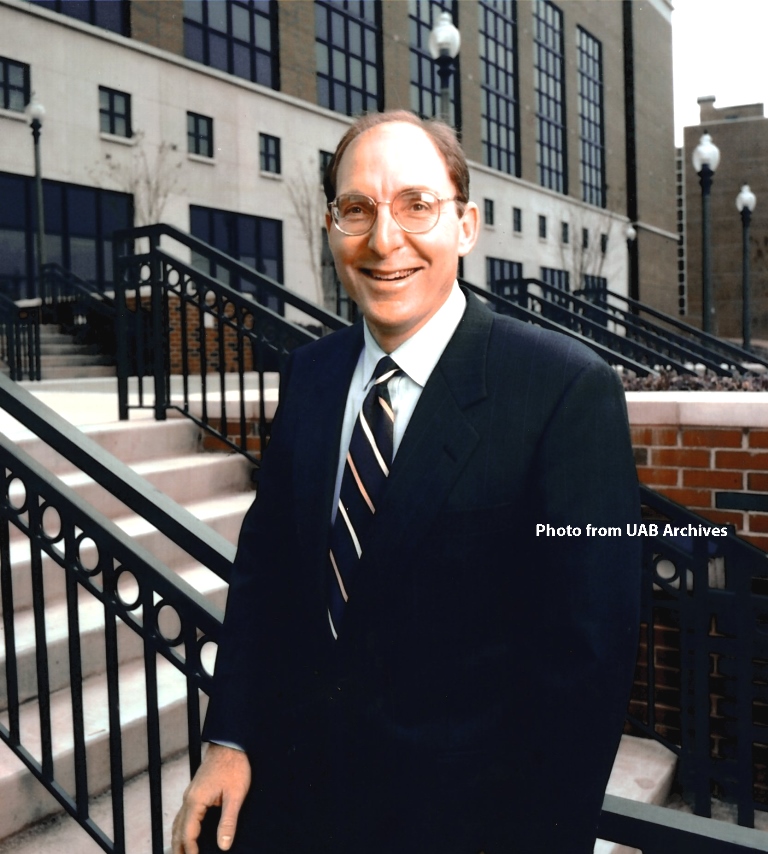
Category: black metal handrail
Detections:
[
  {"x1": 0, "y1": 293, "x2": 41, "y2": 381},
  {"x1": 113, "y1": 224, "x2": 349, "y2": 466},
  {"x1": 460, "y1": 279, "x2": 661, "y2": 375},
  {"x1": 632, "y1": 483, "x2": 768, "y2": 827},
  {"x1": 577, "y1": 285, "x2": 768, "y2": 373},
  {"x1": 0, "y1": 431, "x2": 223, "y2": 854}
]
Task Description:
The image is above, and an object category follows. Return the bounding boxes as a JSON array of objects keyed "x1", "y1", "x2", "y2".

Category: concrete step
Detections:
[
  {"x1": 0, "y1": 655, "x2": 200, "y2": 840},
  {"x1": 40, "y1": 354, "x2": 114, "y2": 368},
  {"x1": 594, "y1": 734, "x2": 678, "y2": 854},
  {"x1": 41, "y1": 365, "x2": 116, "y2": 380},
  {"x1": 0, "y1": 564, "x2": 228, "y2": 712},
  {"x1": 1, "y1": 492, "x2": 251, "y2": 615},
  {"x1": 0, "y1": 749, "x2": 191, "y2": 853}
]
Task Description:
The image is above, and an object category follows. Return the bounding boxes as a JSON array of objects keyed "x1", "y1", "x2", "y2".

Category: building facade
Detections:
[
  {"x1": 683, "y1": 97, "x2": 768, "y2": 340},
  {"x1": 0, "y1": 0, "x2": 676, "y2": 318}
]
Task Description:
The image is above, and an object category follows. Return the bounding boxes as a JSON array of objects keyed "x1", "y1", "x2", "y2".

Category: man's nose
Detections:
[{"x1": 367, "y1": 203, "x2": 405, "y2": 255}]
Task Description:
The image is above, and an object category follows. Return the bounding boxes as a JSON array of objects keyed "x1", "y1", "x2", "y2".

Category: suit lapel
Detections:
[{"x1": 339, "y1": 293, "x2": 494, "y2": 641}]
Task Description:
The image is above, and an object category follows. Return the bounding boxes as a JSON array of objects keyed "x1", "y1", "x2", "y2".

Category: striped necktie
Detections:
[{"x1": 328, "y1": 356, "x2": 401, "y2": 638}]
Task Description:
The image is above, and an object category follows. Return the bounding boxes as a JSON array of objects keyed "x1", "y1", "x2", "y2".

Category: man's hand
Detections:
[{"x1": 172, "y1": 743, "x2": 252, "y2": 854}]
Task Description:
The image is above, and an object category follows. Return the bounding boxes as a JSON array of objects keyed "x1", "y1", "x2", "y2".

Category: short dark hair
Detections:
[{"x1": 322, "y1": 110, "x2": 470, "y2": 211}]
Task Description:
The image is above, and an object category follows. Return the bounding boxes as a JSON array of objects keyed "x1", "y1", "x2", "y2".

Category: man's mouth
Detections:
[{"x1": 364, "y1": 268, "x2": 418, "y2": 281}]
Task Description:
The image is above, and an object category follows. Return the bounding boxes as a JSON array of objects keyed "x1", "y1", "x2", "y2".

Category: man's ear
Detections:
[
  {"x1": 325, "y1": 209, "x2": 333, "y2": 234},
  {"x1": 457, "y1": 201, "x2": 480, "y2": 258}
]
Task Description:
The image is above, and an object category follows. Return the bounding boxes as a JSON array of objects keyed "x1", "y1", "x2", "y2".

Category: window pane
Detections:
[
  {"x1": 209, "y1": 32, "x2": 228, "y2": 70},
  {"x1": 208, "y1": 0, "x2": 227, "y2": 32},
  {"x1": 233, "y1": 42, "x2": 251, "y2": 79},
  {"x1": 185, "y1": 23, "x2": 205, "y2": 62},
  {"x1": 184, "y1": 0, "x2": 204, "y2": 23}
]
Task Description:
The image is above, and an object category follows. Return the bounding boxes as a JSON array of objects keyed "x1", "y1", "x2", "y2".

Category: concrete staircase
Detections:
[
  {"x1": 38, "y1": 325, "x2": 115, "y2": 379},
  {"x1": 0, "y1": 414, "x2": 253, "y2": 852}
]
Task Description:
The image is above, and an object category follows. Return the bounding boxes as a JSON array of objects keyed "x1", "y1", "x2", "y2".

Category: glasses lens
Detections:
[
  {"x1": 392, "y1": 190, "x2": 440, "y2": 233},
  {"x1": 334, "y1": 194, "x2": 377, "y2": 235}
]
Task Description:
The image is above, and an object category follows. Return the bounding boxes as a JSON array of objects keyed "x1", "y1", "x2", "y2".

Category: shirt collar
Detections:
[{"x1": 361, "y1": 281, "x2": 466, "y2": 388}]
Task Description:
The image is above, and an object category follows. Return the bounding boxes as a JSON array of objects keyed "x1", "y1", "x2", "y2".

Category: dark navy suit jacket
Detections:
[{"x1": 202, "y1": 291, "x2": 641, "y2": 853}]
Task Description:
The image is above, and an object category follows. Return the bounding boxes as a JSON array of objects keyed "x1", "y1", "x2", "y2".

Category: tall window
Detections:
[
  {"x1": 512, "y1": 207, "x2": 522, "y2": 233},
  {"x1": 259, "y1": 133, "x2": 281, "y2": 173},
  {"x1": 99, "y1": 86, "x2": 131, "y2": 137},
  {"x1": 190, "y1": 205, "x2": 283, "y2": 310},
  {"x1": 188, "y1": 112, "x2": 214, "y2": 158},
  {"x1": 0, "y1": 171, "x2": 132, "y2": 299},
  {"x1": 540, "y1": 266, "x2": 569, "y2": 292},
  {"x1": 478, "y1": 1, "x2": 518, "y2": 176},
  {"x1": 315, "y1": 0, "x2": 382, "y2": 117},
  {"x1": 487, "y1": 256, "x2": 523, "y2": 299},
  {"x1": 409, "y1": 1, "x2": 460, "y2": 127},
  {"x1": 578, "y1": 27, "x2": 605, "y2": 207},
  {"x1": 184, "y1": 0, "x2": 279, "y2": 90},
  {"x1": 31, "y1": 0, "x2": 129, "y2": 35},
  {"x1": 0, "y1": 57, "x2": 29, "y2": 112},
  {"x1": 533, "y1": 0, "x2": 566, "y2": 193}
]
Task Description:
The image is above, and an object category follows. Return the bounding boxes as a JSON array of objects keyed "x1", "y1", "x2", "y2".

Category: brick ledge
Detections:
[{"x1": 625, "y1": 392, "x2": 768, "y2": 428}]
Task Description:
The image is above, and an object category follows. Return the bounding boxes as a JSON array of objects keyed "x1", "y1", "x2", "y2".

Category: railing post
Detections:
[
  {"x1": 149, "y1": 231, "x2": 168, "y2": 421},
  {"x1": 114, "y1": 236, "x2": 131, "y2": 420}
]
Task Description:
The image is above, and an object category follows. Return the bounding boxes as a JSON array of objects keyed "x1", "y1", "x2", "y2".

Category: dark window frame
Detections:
[
  {"x1": 577, "y1": 26, "x2": 606, "y2": 207},
  {"x1": 561, "y1": 221, "x2": 569, "y2": 244},
  {"x1": 513, "y1": 207, "x2": 522, "y2": 233},
  {"x1": 259, "y1": 133, "x2": 281, "y2": 174},
  {"x1": 533, "y1": 0, "x2": 567, "y2": 193},
  {"x1": 484, "y1": 198, "x2": 495, "y2": 226},
  {"x1": 31, "y1": 0, "x2": 130, "y2": 35},
  {"x1": 478, "y1": 0, "x2": 519, "y2": 177},
  {"x1": 0, "y1": 56, "x2": 30, "y2": 112},
  {"x1": 187, "y1": 111, "x2": 214, "y2": 158},
  {"x1": 487, "y1": 256, "x2": 523, "y2": 299},
  {"x1": 315, "y1": 0, "x2": 383, "y2": 117},
  {"x1": 538, "y1": 214, "x2": 547, "y2": 240},
  {"x1": 99, "y1": 85, "x2": 132, "y2": 138},
  {"x1": 183, "y1": 0, "x2": 279, "y2": 90}
]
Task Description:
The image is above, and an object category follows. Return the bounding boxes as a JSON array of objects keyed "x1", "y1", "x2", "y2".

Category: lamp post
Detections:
[
  {"x1": 428, "y1": 11, "x2": 460, "y2": 125},
  {"x1": 692, "y1": 132, "x2": 720, "y2": 334},
  {"x1": 26, "y1": 96, "x2": 46, "y2": 300},
  {"x1": 736, "y1": 184, "x2": 757, "y2": 349}
]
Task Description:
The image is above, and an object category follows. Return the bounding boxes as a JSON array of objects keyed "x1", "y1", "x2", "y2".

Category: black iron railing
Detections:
[
  {"x1": 631, "y1": 484, "x2": 768, "y2": 827},
  {"x1": 0, "y1": 376, "x2": 230, "y2": 854},
  {"x1": 0, "y1": 293, "x2": 41, "y2": 381},
  {"x1": 113, "y1": 224, "x2": 349, "y2": 465}
]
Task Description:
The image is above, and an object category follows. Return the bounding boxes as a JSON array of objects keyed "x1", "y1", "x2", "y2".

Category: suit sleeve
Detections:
[{"x1": 517, "y1": 354, "x2": 641, "y2": 849}]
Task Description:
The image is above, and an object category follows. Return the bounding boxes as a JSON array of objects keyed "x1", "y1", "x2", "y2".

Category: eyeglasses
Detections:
[{"x1": 328, "y1": 189, "x2": 461, "y2": 236}]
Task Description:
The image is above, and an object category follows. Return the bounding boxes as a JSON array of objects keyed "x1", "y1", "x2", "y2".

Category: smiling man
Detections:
[{"x1": 173, "y1": 111, "x2": 641, "y2": 854}]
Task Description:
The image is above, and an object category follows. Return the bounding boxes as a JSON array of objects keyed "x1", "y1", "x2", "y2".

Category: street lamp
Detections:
[
  {"x1": 428, "y1": 11, "x2": 460, "y2": 125},
  {"x1": 26, "y1": 96, "x2": 46, "y2": 300},
  {"x1": 736, "y1": 183, "x2": 757, "y2": 349},
  {"x1": 692, "y1": 131, "x2": 720, "y2": 334}
]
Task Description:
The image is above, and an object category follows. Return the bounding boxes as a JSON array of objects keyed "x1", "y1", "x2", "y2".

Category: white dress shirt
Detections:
[{"x1": 332, "y1": 282, "x2": 467, "y2": 520}]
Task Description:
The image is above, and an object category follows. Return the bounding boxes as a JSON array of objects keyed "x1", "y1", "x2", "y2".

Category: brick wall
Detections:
[{"x1": 627, "y1": 393, "x2": 768, "y2": 551}]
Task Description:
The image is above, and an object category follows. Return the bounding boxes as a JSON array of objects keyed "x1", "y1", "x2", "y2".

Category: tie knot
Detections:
[{"x1": 372, "y1": 356, "x2": 401, "y2": 386}]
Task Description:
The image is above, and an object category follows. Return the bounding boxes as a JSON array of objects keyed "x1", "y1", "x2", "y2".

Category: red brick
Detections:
[
  {"x1": 683, "y1": 469, "x2": 744, "y2": 490},
  {"x1": 631, "y1": 426, "x2": 678, "y2": 446},
  {"x1": 750, "y1": 430, "x2": 768, "y2": 449},
  {"x1": 651, "y1": 448, "x2": 710, "y2": 468},
  {"x1": 637, "y1": 467, "x2": 679, "y2": 487},
  {"x1": 743, "y1": 535, "x2": 768, "y2": 552},
  {"x1": 696, "y1": 508, "x2": 745, "y2": 528},
  {"x1": 749, "y1": 473, "x2": 768, "y2": 491},
  {"x1": 716, "y1": 450, "x2": 768, "y2": 471},
  {"x1": 661, "y1": 488, "x2": 713, "y2": 509},
  {"x1": 749, "y1": 514, "x2": 768, "y2": 534},
  {"x1": 682, "y1": 428, "x2": 743, "y2": 448}
]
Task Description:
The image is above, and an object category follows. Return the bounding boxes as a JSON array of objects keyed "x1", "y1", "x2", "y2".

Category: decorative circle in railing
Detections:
[
  {"x1": 6, "y1": 475, "x2": 28, "y2": 513},
  {"x1": 199, "y1": 639, "x2": 218, "y2": 678},
  {"x1": 139, "y1": 264, "x2": 152, "y2": 284},
  {"x1": 155, "y1": 601, "x2": 183, "y2": 645},
  {"x1": 40, "y1": 502, "x2": 63, "y2": 542},
  {"x1": 166, "y1": 266, "x2": 181, "y2": 288},
  {"x1": 653, "y1": 556, "x2": 680, "y2": 590},
  {"x1": 75, "y1": 532, "x2": 101, "y2": 574},
  {"x1": 115, "y1": 568, "x2": 141, "y2": 610}
]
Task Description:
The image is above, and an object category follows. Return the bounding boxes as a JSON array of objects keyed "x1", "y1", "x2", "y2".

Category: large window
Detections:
[
  {"x1": 540, "y1": 266, "x2": 569, "y2": 293},
  {"x1": 0, "y1": 57, "x2": 29, "y2": 112},
  {"x1": 533, "y1": 0, "x2": 566, "y2": 193},
  {"x1": 487, "y1": 257, "x2": 523, "y2": 299},
  {"x1": 99, "y1": 86, "x2": 131, "y2": 137},
  {"x1": 315, "y1": 0, "x2": 381, "y2": 116},
  {"x1": 478, "y1": 1, "x2": 518, "y2": 176},
  {"x1": 577, "y1": 27, "x2": 605, "y2": 207},
  {"x1": 0, "y1": 172, "x2": 132, "y2": 299},
  {"x1": 31, "y1": 0, "x2": 129, "y2": 35},
  {"x1": 190, "y1": 205, "x2": 284, "y2": 311},
  {"x1": 184, "y1": 0, "x2": 279, "y2": 90},
  {"x1": 409, "y1": 1, "x2": 460, "y2": 127},
  {"x1": 188, "y1": 112, "x2": 214, "y2": 158},
  {"x1": 259, "y1": 133, "x2": 281, "y2": 174}
]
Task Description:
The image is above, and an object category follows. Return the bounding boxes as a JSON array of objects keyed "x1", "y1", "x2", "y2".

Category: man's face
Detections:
[{"x1": 326, "y1": 122, "x2": 478, "y2": 352}]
